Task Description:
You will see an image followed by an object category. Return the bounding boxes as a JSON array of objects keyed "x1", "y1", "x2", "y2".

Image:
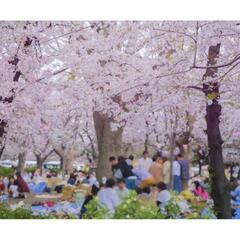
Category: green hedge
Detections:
[
  {"x1": 0, "y1": 203, "x2": 53, "y2": 219},
  {"x1": 0, "y1": 167, "x2": 14, "y2": 177},
  {"x1": 0, "y1": 203, "x2": 79, "y2": 219},
  {"x1": 24, "y1": 166, "x2": 37, "y2": 174}
]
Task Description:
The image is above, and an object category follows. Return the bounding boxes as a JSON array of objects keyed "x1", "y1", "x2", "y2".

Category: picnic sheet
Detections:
[{"x1": 34, "y1": 194, "x2": 62, "y2": 199}]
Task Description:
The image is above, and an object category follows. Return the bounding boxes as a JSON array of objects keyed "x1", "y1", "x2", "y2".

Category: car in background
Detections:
[
  {"x1": 25, "y1": 160, "x2": 37, "y2": 167},
  {"x1": 43, "y1": 160, "x2": 60, "y2": 170},
  {"x1": 0, "y1": 160, "x2": 17, "y2": 168}
]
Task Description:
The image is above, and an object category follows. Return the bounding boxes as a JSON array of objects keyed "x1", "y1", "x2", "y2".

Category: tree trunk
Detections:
[
  {"x1": 0, "y1": 120, "x2": 7, "y2": 159},
  {"x1": 203, "y1": 43, "x2": 231, "y2": 219},
  {"x1": 64, "y1": 156, "x2": 74, "y2": 174},
  {"x1": 169, "y1": 133, "x2": 175, "y2": 190},
  {"x1": 198, "y1": 159, "x2": 202, "y2": 176},
  {"x1": 60, "y1": 156, "x2": 64, "y2": 171},
  {"x1": 17, "y1": 152, "x2": 26, "y2": 173},
  {"x1": 230, "y1": 163, "x2": 234, "y2": 181},
  {"x1": 36, "y1": 155, "x2": 44, "y2": 175},
  {"x1": 144, "y1": 133, "x2": 149, "y2": 152},
  {"x1": 93, "y1": 111, "x2": 123, "y2": 180},
  {"x1": 0, "y1": 145, "x2": 5, "y2": 160}
]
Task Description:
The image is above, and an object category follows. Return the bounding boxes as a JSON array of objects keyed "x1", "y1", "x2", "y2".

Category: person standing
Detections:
[
  {"x1": 176, "y1": 153, "x2": 190, "y2": 191},
  {"x1": 172, "y1": 159, "x2": 182, "y2": 193},
  {"x1": 162, "y1": 157, "x2": 171, "y2": 187},
  {"x1": 138, "y1": 151, "x2": 152, "y2": 172},
  {"x1": 109, "y1": 156, "x2": 136, "y2": 189},
  {"x1": 126, "y1": 155, "x2": 134, "y2": 167},
  {"x1": 109, "y1": 156, "x2": 134, "y2": 180},
  {"x1": 149, "y1": 156, "x2": 163, "y2": 184}
]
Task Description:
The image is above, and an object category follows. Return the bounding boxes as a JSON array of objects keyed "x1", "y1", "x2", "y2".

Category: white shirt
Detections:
[
  {"x1": 157, "y1": 190, "x2": 171, "y2": 204},
  {"x1": 98, "y1": 188, "x2": 120, "y2": 210},
  {"x1": 138, "y1": 157, "x2": 152, "y2": 172},
  {"x1": 172, "y1": 161, "x2": 181, "y2": 176},
  {"x1": 33, "y1": 174, "x2": 43, "y2": 184},
  {"x1": 114, "y1": 187, "x2": 129, "y2": 201},
  {"x1": 9, "y1": 185, "x2": 19, "y2": 198}
]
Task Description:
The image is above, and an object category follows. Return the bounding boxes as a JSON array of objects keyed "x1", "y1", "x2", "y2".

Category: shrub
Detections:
[
  {"x1": 0, "y1": 167, "x2": 14, "y2": 178},
  {"x1": 114, "y1": 191, "x2": 164, "y2": 219},
  {"x1": 82, "y1": 197, "x2": 108, "y2": 219},
  {"x1": 0, "y1": 203, "x2": 12, "y2": 219},
  {"x1": 12, "y1": 207, "x2": 36, "y2": 219},
  {"x1": 49, "y1": 167, "x2": 61, "y2": 175},
  {"x1": 160, "y1": 191, "x2": 181, "y2": 219},
  {"x1": 24, "y1": 166, "x2": 37, "y2": 174},
  {"x1": 0, "y1": 203, "x2": 55, "y2": 219}
]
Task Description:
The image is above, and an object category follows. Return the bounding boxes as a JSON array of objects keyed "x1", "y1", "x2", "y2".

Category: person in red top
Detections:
[
  {"x1": 0, "y1": 176, "x2": 5, "y2": 193},
  {"x1": 193, "y1": 181, "x2": 208, "y2": 200},
  {"x1": 16, "y1": 172, "x2": 29, "y2": 193}
]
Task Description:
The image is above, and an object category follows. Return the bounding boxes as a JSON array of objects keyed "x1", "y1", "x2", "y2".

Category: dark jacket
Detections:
[
  {"x1": 112, "y1": 160, "x2": 134, "y2": 179},
  {"x1": 178, "y1": 159, "x2": 190, "y2": 180}
]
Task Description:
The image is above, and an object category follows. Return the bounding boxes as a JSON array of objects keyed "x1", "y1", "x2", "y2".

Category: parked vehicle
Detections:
[
  {"x1": 0, "y1": 160, "x2": 17, "y2": 168},
  {"x1": 43, "y1": 160, "x2": 60, "y2": 170}
]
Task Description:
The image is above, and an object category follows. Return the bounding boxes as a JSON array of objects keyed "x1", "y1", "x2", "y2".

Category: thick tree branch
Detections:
[{"x1": 193, "y1": 55, "x2": 240, "y2": 69}]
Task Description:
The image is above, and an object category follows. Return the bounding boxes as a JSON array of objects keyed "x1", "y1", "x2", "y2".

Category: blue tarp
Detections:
[
  {"x1": 30, "y1": 202, "x2": 82, "y2": 217},
  {"x1": 28, "y1": 182, "x2": 47, "y2": 194},
  {"x1": 233, "y1": 208, "x2": 240, "y2": 219}
]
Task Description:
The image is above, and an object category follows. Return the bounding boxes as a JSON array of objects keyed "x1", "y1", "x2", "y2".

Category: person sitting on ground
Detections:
[
  {"x1": 15, "y1": 171, "x2": 29, "y2": 193},
  {"x1": 88, "y1": 172, "x2": 99, "y2": 187},
  {"x1": 0, "y1": 176, "x2": 5, "y2": 194},
  {"x1": 79, "y1": 171, "x2": 87, "y2": 183},
  {"x1": 231, "y1": 180, "x2": 240, "y2": 203},
  {"x1": 109, "y1": 156, "x2": 136, "y2": 189},
  {"x1": 7, "y1": 176, "x2": 15, "y2": 190},
  {"x1": 8, "y1": 176, "x2": 14, "y2": 197},
  {"x1": 156, "y1": 182, "x2": 171, "y2": 208},
  {"x1": 8, "y1": 176, "x2": 22, "y2": 198},
  {"x1": 137, "y1": 186, "x2": 155, "y2": 204},
  {"x1": 97, "y1": 178, "x2": 120, "y2": 211},
  {"x1": 67, "y1": 173, "x2": 76, "y2": 185},
  {"x1": 80, "y1": 184, "x2": 99, "y2": 218},
  {"x1": 149, "y1": 155, "x2": 163, "y2": 184},
  {"x1": 138, "y1": 150, "x2": 153, "y2": 172},
  {"x1": 132, "y1": 167, "x2": 155, "y2": 189},
  {"x1": 81, "y1": 175, "x2": 90, "y2": 184},
  {"x1": 101, "y1": 176, "x2": 107, "y2": 187},
  {"x1": 32, "y1": 168, "x2": 43, "y2": 184},
  {"x1": 115, "y1": 179, "x2": 129, "y2": 201},
  {"x1": 193, "y1": 181, "x2": 209, "y2": 200}
]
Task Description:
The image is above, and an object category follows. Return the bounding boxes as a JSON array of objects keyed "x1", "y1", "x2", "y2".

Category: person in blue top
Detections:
[
  {"x1": 67, "y1": 173, "x2": 76, "y2": 185},
  {"x1": 176, "y1": 153, "x2": 190, "y2": 191},
  {"x1": 231, "y1": 180, "x2": 240, "y2": 203}
]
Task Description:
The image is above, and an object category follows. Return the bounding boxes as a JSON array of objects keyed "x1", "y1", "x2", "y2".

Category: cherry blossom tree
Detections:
[{"x1": 2, "y1": 21, "x2": 240, "y2": 218}]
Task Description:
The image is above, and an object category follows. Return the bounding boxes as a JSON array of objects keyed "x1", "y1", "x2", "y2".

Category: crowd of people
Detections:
[
  {"x1": 0, "y1": 172, "x2": 30, "y2": 198},
  {"x1": 0, "y1": 151, "x2": 214, "y2": 217},
  {"x1": 109, "y1": 151, "x2": 190, "y2": 192},
  {"x1": 78, "y1": 151, "x2": 212, "y2": 216}
]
